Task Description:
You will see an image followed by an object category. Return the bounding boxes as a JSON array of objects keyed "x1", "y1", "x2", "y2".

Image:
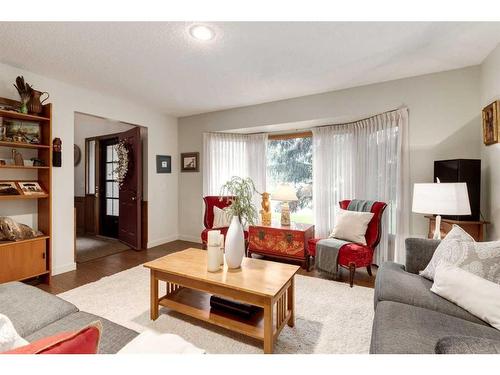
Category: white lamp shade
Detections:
[
  {"x1": 412, "y1": 182, "x2": 471, "y2": 215},
  {"x1": 271, "y1": 184, "x2": 298, "y2": 202}
]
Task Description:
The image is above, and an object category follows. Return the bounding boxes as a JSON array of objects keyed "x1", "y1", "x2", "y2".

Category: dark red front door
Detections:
[{"x1": 118, "y1": 127, "x2": 142, "y2": 249}]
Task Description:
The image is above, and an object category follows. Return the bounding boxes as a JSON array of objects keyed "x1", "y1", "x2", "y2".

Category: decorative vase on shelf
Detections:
[
  {"x1": 225, "y1": 215, "x2": 245, "y2": 269},
  {"x1": 28, "y1": 90, "x2": 49, "y2": 115},
  {"x1": 19, "y1": 102, "x2": 28, "y2": 114}
]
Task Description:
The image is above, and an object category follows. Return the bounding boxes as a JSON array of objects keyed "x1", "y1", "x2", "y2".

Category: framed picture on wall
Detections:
[
  {"x1": 156, "y1": 155, "x2": 171, "y2": 173},
  {"x1": 181, "y1": 152, "x2": 199, "y2": 172},
  {"x1": 482, "y1": 100, "x2": 499, "y2": 145}
]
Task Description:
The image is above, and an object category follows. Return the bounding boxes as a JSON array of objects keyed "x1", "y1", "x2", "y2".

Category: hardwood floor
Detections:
[{"x1": 38, "y1": 240, "x2": 376, "y2": 294}]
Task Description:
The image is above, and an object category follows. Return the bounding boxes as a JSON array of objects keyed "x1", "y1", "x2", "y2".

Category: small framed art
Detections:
[
  {"x1": 181, "y1": 152, "x2": 199, "y2": 172},
  {"x1": 0, "y1": 181, "x2": 20, "y2": 196},
  {"x1": 18, "y1": 181, "x2": 46, "y2": 196},
  {"x1": 156, "y1": 155, "x2": 171, "y2": 173},
  {"x1": 482, "y1": 100, "x2": 499, "y2": 145}
]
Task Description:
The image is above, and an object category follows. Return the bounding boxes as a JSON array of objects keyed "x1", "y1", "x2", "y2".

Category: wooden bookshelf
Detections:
[
  {"x1": 0, "y1": 235, "x2": 50, "y2": 248},
  {"x1": 0, "y1": 165, "x2": 50, "y2": 170},
  {"x1": 0, "y1": 109, "x2": 50, "y2": 122},
  {"x1": 0, "y1": 194, "x2": 49, "y2": 201},
  {"x1": 0, "y1": 141, "x2": 50, "y2": 149},
  {"x1": 0, "y1": 99, "x2": 52, "y2": 284}
]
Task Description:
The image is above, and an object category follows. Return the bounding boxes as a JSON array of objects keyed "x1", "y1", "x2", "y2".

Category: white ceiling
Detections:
[{"x1": 1, "y1": 22, "x2": 499, "y2": 117}]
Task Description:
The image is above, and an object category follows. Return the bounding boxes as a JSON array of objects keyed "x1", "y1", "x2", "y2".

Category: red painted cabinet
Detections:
[{"x1": 248, "y1": 222, "x2": 314, "y2": 269}]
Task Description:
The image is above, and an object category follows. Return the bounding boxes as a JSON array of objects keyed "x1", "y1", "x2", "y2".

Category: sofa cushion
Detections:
[
  {"x1": 435, "y1": 336, "x2": 500, "y2": 354},
  {"x1": 420, "y1": 225, "x2": 500, "y2": 284},
  {"x1": 370, "y1": 301, "x2": 500, "y2": 354},
  {"x1": 0, "y1": 313, "x2": 28, "y2": 351},
  {"x1": 6, "y1": 321, "x2": 102, "y2": 354},
  {"x1": 374, "y1": 262, "x2": 486, "y2": 325},
  {"x1": 25, "y1": 311, "x2": 138, "y2": 354},
  {"x1": 405, "y1": 238, "x2": 440, "y2": 274},
  {"x1": 0, "y1": 282, "x2": 78, "y2": 337},
  {"x1": 431, "y1": 263, "x2": 500, "y2": 330}
]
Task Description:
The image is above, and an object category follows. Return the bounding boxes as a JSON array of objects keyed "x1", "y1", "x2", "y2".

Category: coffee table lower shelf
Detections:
[{"x1": 159, "y1": 288, "x2": 266, "y2": 341}]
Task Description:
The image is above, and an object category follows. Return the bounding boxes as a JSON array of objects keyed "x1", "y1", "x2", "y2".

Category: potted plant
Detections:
[{"x1": 219, "y1": 176, "x2": 258, "y2": 269}]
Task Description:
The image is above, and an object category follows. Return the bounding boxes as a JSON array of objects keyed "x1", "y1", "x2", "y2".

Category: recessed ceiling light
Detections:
[{"x1": 189, "y1": 25, "x2": 215, "y2": 41}]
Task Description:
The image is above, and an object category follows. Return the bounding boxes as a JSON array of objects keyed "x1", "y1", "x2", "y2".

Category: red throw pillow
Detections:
[{"x1": 3, "y1": 321, "x2": 102, "y2": 354}]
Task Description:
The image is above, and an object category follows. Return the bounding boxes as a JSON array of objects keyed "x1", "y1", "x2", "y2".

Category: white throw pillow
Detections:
[
  {"x1": 431, "y1": 263, "x2": 500, "y2": 330},
  {"x1": 0, "y1": 313, "x2": 28, "y2": 352},
  {"x1": 420, "y1": 225, "x2": 500, "y2": 284},
  {"x1": 212, "y1": 206, "x2": 230, "y2": 228},
  {"x1": 118, "y1": 331, "x2": 205, "y2": 354},
  {"x1": 329, "y1": 208, "x2": 374, "y2": 245}
]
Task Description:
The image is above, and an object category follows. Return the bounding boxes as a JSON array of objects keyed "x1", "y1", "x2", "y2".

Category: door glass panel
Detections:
[
  {"x1": 103, "y1": 139, "x2": 120, "y2": 217},
  {"x1": 106, "y1": 199, "x2": 113, "y2": 215},
  {"x1": 106, "y1": 163, "x2": 114, "y2": 180},
  {"x1": 105, "y1": 182, "x2": 119, "y2": 198},
  {"x1": 112, "y1": 144, "x2": 118, "y2": 162},
  {"x1": 106, "y1": 182, "x2": 113, "y2": 198},
  {"x1": 106, "y1": 145, "x2": 113, "y2": 162}
]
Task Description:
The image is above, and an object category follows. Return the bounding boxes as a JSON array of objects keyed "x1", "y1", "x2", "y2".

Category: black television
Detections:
[{"x1": 433, "y1": 159, "x2": 481, "y2": 221}]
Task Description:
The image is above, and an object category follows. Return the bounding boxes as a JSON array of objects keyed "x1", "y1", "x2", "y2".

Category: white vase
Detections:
[{"x1": 225, "y1": 215, "x2": 245, "y2": 269}]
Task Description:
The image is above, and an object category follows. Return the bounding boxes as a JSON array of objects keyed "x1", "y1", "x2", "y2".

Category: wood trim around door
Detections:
[
  {"x1": 142, "y1": 200, "x2": 148, "y2": 249},
  {"x1": 82, "y1": 131, "x2": 145, "y2": 241}
]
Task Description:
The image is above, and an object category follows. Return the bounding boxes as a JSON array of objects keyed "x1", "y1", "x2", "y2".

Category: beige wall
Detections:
[
  {"x1": 480, "y1": 43, "x2": 500, "y2": 240},
  {"x1": 0, "y1": 62, "x2": 179, "y2": 275},
  {"x1": 178, "y1": 66, "x2": 482, "y2": 242},
  {"x1": 74, "y1": 113, "x2": 135, "y2": 197}
]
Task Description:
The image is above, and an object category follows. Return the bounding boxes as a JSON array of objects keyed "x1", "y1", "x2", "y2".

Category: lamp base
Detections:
[
  {"x1": 433, "y1": 215, "x2": 442, "y2": 240},
  {"x1": 280, "y1": 202, "x2": 291, "y2": 226}
]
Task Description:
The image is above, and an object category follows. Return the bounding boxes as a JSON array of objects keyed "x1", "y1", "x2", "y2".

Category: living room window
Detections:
[{"x1": 267, "y1": 132, "x2": 313, "y2": 224}]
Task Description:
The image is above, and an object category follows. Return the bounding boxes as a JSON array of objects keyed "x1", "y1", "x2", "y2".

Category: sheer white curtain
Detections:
[
  {"x1": 203, "y1": 132, "x2": 268, "y2": 204},
  {"x1": 312, "y1": 108, "x2": 410, "y2": 264}
]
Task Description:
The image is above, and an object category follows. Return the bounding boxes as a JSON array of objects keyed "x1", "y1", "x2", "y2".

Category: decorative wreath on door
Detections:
[{"x1": 114, "y1": 140, "x2": 130, "y2": 187}]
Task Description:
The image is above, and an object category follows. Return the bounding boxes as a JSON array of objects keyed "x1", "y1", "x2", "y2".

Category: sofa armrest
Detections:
[
  {"x1": 405, "y1": 238, "x2": 440, "y2": 274},
  {"x1": 435, "y1": 336, "x2": 500, "y2": 354}
]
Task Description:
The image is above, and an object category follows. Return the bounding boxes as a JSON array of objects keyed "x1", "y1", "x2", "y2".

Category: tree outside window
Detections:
[{"x1": 267, "y1": 136, "x2": 313, "y2": 224}]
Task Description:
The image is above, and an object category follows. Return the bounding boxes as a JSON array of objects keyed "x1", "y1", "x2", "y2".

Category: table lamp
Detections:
[
  {"x1": 412, "y1": 181, "x2": 471, "y2": 240},
  {"x1": 271, "y1": 184, "x2": 298, "y2": 226}
]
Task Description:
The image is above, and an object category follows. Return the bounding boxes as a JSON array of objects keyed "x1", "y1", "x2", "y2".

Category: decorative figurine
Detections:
[
  {"x1": 13, "y1": 76, "x2": 32, "y2": 114},
  {"x1": 31, "y1": 158, "x2": 45, "y2": 167},
  {"x1": 12, "y1": 149, "x2": 24, "y2": 166},
  {"x1": 260, "y1": 191, "x2": 272, "y2": 226},
  {"x1": 53, "y1": 137, "x2": 62, "y2": 167}
]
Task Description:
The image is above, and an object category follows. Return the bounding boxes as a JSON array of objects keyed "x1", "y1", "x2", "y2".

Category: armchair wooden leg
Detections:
[
  {"x1": 367, "y1": 264, "x2": 373, "y2": 277},
  {"x1": 348, "y1": 262, "x2": 356, "y2": 288},
  {"x1": 307, "y1": 256, "x2": 314, "y2": 272}
]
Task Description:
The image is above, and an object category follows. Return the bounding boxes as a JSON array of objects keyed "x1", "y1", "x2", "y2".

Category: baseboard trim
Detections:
[
  {"x1": 53, "y1": 262, "x2": 77, "y2": 276},
  {"x1": 177, "y1": 234, "x2": 202, "y2": 244},
  {"x1": 147, "y1": 235, "x2": 181, "y2": 248}
]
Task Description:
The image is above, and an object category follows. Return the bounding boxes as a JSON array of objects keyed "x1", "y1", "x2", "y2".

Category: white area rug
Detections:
[{"x1": 59, "y1": 265, "x2": 374, "y2": 354}]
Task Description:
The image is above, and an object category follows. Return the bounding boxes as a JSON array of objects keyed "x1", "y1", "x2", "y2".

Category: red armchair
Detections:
[
  {"x1": 308, "y1": 199, "x2": 387, "y2": 287},
  {"x1": 201, "y1": 196, "x2": 249, "y2": 248}
]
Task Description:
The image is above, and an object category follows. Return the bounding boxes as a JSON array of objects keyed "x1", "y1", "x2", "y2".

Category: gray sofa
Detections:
[
  {"x1": 370, "y1": 238, "x2": 500, "y2": 354},
  {"x1": 0, "y1": 281, "x2": 138, "y2": 353}
]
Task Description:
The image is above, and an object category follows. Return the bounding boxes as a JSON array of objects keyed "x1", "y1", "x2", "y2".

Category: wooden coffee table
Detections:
[{"x1": 144, "y1": 248, "x2": 299, "y2": 354}]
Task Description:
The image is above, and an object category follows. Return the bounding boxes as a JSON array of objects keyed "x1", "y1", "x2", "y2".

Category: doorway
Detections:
[
  {"x1": 74, "y1": 113, "x2": 146, "y2": 263},
  {"x1": 100, "y1": 137, "x2": 120, "y2": 238}
]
